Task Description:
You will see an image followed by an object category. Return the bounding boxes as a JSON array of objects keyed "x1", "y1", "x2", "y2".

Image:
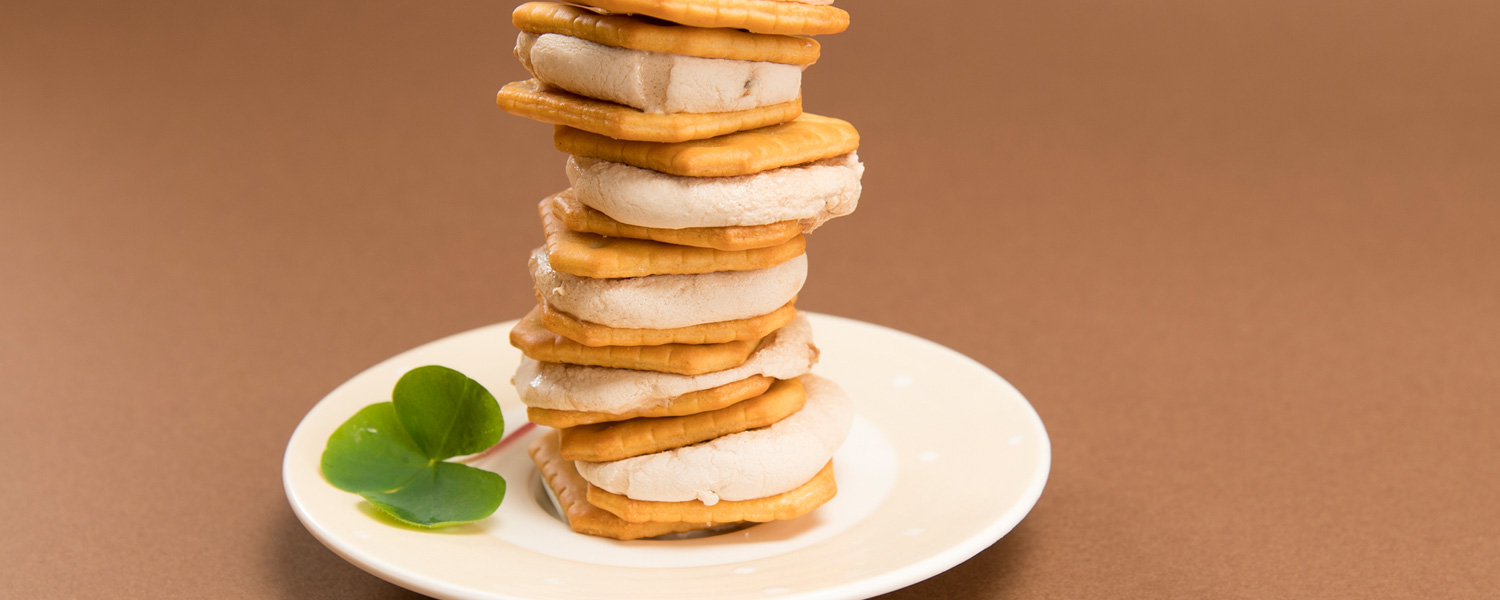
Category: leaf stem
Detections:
[{"x1": 455, "y1": 422, "x2": 537, "y2": 465}]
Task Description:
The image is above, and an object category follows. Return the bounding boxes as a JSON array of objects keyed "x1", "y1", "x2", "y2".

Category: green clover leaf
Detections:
[
  {"x1": 320, "y1": 366, "x2": 506, "y2": 528},
  {"x1": 392, "y1": 364, "x2": 505, "y2": 459}
]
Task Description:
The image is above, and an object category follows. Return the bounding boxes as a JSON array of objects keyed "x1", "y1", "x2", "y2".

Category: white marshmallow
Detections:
[
  {"x1": 567, "y1": 152, "x2": 862, "y2": 231},
  {"x1": 516, "y1": 32, "x2": 803, "y2": 114},
  {"x1": 512, "y1": 314, "x2": 818, "y2": 413},
  {"x1": 530, "y1": 248, "x2": 805, "y2": 330},
  {"x1": 575, "y1": 374, "x2": 853, "y2": 505}
]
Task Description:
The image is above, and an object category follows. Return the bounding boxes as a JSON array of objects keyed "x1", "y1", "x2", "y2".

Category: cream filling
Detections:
[
  {"x1": 567, "y1": 152, "x2": 862, "y2": 232},
  {"x1": 512, "y1": 314, "x2": 818, "y2": 413},
  {"x1": 530, "y1": 248, "x2": 806, "y2": 330},
  {"x1": 516, "y1": 32, "x2": 803, "y2": 114},
  {"x1": 575, "y1": 374, "x2": 853, "y2": 505}
]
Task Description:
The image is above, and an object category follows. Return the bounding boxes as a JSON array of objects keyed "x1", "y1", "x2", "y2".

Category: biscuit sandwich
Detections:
[{"x1": 495, "y1": 0, "x2": 861, "y2": 540}]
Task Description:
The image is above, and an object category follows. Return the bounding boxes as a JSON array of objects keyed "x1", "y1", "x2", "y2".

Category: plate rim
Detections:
[{"x1": 282, "y1": 312, "x2": 1050, "y2": 600}]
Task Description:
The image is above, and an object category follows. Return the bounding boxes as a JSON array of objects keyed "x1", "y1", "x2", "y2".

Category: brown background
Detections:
[{"x1": 3, "y1": 0, "x2": 1498, "y2": 597}]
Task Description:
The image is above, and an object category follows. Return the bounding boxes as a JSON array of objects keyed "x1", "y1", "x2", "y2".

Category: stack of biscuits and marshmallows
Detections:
[{"x1": 497, "y1": 0, "x2": 862, "y2": 540}]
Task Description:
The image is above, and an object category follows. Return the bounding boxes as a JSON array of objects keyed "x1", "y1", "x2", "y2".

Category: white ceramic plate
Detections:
[{"x1": 283, "y1": 312, "x2": 1049, "y2": 600}]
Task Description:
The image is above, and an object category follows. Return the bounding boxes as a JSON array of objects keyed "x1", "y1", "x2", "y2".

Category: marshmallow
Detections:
[
  {"x1": 530, "y1": 248, "x2": 806, "y2": 330},
  {"x1": 567, "y1": 152, "x2": 862, "y2": 231},
  {"x1": 513, "y1": 314, "x2": 817, "y2": 413},
  {"x1": 517, "y1": 32, "x2": 802, "y2": 114},
  {"x1": 576, "y1": 374, "x2": 853, "y2": 505}
]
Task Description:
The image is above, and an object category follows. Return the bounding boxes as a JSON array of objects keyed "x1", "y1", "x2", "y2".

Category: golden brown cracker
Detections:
[
  {"x1": 554, "y1": 113, "x2": 858, "y2": 177},
  {"x1": 587, "y1": 461, "x2": 837, "y2": 524},
  {"x1": 565, "y1": 0, "x2": 849, "y2": 37},
  {"x1": 513, "y1": 2, "x2": 820, "y2": 65},
  {"x1": 527, "y1": 375, "x2": 775, "y2": 428},
  {"x1": 539, "y1": 193, "x2": 806, "y2": 278},
  {"x1": 558, "y1": 378, "x2": 805, "y2": 462},
  {"x1": 529, "y1": 431, "x2": 713, "y2": 540},
  {"x1": 497, "y1": 79, "x2": 802, "y2": 143},
  {"x1": 511, "y1": 306, "x2": 762, "y2": 375},
  {"x1": 538, "y1": 299, "x2": 798, "y2": 347},
  {"x1": 550, "y1": 189, "x2": 802, "y2": 251}
]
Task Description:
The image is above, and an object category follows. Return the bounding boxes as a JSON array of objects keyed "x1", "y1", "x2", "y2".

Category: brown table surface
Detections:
[{"x1": 4, "y1": 0, "x2": 1498, "y2": 598}]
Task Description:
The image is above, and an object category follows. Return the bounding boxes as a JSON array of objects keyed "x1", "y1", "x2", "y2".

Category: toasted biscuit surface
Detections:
[
  {"x1": 498, "y1": 79, "x2": 801, "y2": 143},
  {"x1": 587, "y1": 461, "x2": 837, "y2": 523},
  {"x1": 529, "y1": 431, "x2": 713, "y2": 540},
  {"x1": 539, "y1": 299, "x2": 797, "y2": 347},
  {"x1": 550, "y1": 189, "x2": 802, "y2": 251},
  {"x1": 527, "y1": 375, "x2": 775, "y2": 428},
  {"x1": 511, "y1": 306, "x2": 762, "y2": 375},
  {"x1": 565, "y1": 0, "x2": 849, "y2": 36},
  {"x1": 559, "y1": 378, "x2": 805, "y2": 462},
  {"x1": 539, "y1": 194, "x2": 806, "y2": 278},
  {"x1": 513, "y1": 2, "x2": 820, "y2": 65},
  {"x1": 554, "y1": 113, "x2": 858, "y2": 177}
]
